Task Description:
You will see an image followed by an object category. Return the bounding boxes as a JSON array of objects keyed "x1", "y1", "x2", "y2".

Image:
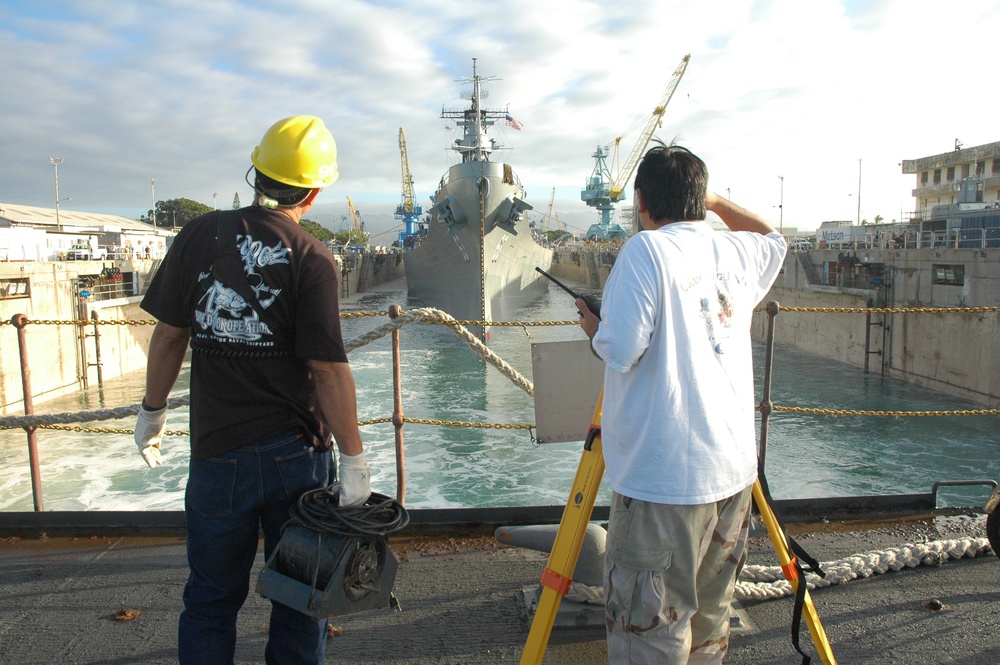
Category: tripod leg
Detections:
[
  {"x1": 520, "y1": 393, "x2": 605, "y2": 665},
  {"x1": 752, "y1": 480, "x2": 838, "y2": 665}
]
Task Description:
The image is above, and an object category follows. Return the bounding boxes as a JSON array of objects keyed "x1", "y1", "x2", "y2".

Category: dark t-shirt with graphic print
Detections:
[{"x1": 141, "y1": 207, "x2": 348, "y2": 460}]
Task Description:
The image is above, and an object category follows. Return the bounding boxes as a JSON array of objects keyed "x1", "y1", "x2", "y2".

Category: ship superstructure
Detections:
[{"x1": 404, "y1": 60, "x2": 552, "y2": 338}]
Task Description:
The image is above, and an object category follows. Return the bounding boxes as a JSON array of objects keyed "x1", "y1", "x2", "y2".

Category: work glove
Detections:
[
  {"x1": 134, "y1": 401, "x2": 167, "y2": 468},
  {"x1": 338, "y1": 451, "x2": 371, "y2": 508}
]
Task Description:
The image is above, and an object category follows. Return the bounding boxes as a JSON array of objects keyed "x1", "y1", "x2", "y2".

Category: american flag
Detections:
[{"x1": 505, "y1": 114, "x2": 523, "y2": 131}]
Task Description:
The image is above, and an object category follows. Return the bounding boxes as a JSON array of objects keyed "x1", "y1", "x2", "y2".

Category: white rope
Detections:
[
  {"x1": 566, "y1": 581, "x2": 605, "y2": 604},
  {"x1": 561, "y1": 537, "x2": 994, "y2": 605},
  {"x1": 0, "y1": 395, "x2": 191, "y2": 429},
  {"x1": 344, "y1": 307, "x2": 535, "y2": 396}
]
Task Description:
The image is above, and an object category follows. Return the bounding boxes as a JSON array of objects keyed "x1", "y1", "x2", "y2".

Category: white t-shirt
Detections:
[{"x1": 592, "y1": 222, "x2": 786, "y2": 505}]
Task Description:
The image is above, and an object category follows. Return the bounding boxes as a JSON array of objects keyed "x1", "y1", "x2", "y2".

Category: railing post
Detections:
[
  {"x1": 75, "y1": 282, "x2": 89, "y2": 390},
  {"x1": 11, "y1": 314, "x2": 44, "y2": 512},
  {"x1": 388, "y1": 305, "x2": 406, "y2": 504},
  {"x1": 90, "y1": 310, "x2": 104, "y2": 390},
  {"x1": 757, "y1": 301, "x2": 779, "y2": 475},
  {"x1": 864, "y1": 302, "x2": 872, "y2": 374}
]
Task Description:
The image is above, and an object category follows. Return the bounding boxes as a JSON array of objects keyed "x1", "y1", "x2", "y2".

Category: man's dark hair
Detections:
[
  {"x1": 633, "y1": 141, "x2": 708, "y2": 222},
  {"x1": 253, "y1": 169, "x2": 313, "y2": 208}
]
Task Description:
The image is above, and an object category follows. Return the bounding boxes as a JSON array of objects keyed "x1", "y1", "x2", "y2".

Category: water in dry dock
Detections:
[{"x1": 1, "y1": 277, "x2": 997, "y2": 511}]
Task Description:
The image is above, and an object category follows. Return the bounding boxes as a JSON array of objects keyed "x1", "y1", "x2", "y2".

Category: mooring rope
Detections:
[
  {"x1": 0, "y1": 395, "x2": 192, "y2": 430},
  {"x1": 562, "y1": 536, "x2": 993, "y2": 605},
  {"x1": 346, "y1": 306, "x2": 535, "y2": 395}
]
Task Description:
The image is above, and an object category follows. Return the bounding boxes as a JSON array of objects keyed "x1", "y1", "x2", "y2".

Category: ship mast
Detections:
[
  {"x1": 471, "y1": 59, "x2": 487, "y2": 162},
  {"x1": 442, "y1": 59, "x2": 507, "y2": 163}
]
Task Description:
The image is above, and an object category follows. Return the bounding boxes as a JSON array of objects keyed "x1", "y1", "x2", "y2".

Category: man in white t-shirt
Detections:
[{"x1": 577, "y1": 143, "x2": 786, "y2": 664}]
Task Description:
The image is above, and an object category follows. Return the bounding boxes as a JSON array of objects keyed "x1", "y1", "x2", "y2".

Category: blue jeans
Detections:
[{"x1": 179, "y1": 429, "x2": 334, "y2": 665}]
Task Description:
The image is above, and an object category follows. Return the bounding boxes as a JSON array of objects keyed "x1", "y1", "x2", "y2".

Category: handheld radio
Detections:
[{"x1": 535, "y1": 267, "x2": 601, "y2": 320}]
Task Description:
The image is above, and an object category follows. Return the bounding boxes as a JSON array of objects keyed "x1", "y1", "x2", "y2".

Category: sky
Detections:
[{"x1": 2, "y1": 0, "x2": 997, "y2": 243}]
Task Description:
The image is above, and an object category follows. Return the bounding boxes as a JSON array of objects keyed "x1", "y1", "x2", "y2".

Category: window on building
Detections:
[
  {"x1": 947, "y1": 166, "x2": 955, "y2": 181},
  {"x1": 976, "y1": 162, "x2": 985, "y2": 176},
  {"x1": 932, "y1": 264, "x2": 964, "y2": 286},
  {"x1": 921, "y1": 171, "x2": 929, "y2": 184},
  {"x1": 934, "y1": 169, "x2": 941, "y2": 184},
  {"x1": 994, "y1": 160, "x2": 1000, "y2": 175}
]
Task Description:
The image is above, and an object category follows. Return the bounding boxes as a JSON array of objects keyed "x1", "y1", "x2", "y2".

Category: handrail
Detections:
[{"x1": 2, "y1": 303, "x2": 998, "y2": 514}]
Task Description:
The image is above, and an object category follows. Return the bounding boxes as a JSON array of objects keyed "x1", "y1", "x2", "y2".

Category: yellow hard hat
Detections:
[{"x1": 251, "y1": 116, "x2": 339, "y2": 188}]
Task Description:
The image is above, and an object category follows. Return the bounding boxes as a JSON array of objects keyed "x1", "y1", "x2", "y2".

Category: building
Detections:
[
  {"x1": 902, "y1": 140, "x2": 1000, "y2": 214},
  {"x1": 0, "y1": 202, "x2": 170, "y2": 261},
  {"x1": 901, "y1": 140, "x2": 1000, "y2": 248}
]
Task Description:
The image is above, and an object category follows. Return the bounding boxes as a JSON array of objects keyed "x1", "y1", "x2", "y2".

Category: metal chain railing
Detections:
[
  {"x1": 3, "y1": 304, "x2": 998, "y2": 433},
  {"x1": 2, "y1": 300, "x2": 998, "y2": 513},
  {"x1": 773, "y1": 406, "x2": 1000, "y2": 417}
]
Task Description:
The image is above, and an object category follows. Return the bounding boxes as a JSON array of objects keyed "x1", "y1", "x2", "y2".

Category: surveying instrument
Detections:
[{"x1": 521, "y1": 272, "x2": 836, "y2": 664}]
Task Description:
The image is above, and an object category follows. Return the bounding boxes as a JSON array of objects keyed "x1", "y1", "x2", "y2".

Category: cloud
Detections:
[{"x1": 1, "y1": 0, "x2": 997, "y2": 236}]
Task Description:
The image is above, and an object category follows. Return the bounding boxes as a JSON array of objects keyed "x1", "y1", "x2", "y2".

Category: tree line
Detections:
[{"x1": 141, "y1": 198, "x2": 362, "y2": 245}]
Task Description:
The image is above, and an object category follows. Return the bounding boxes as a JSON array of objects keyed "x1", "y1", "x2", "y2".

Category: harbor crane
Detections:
[
  {"x1": 395, "y1": 127, "x2": 423, "y2": 247},
  {"x1": 581, "y1": 53, "x2": 690, "y2": 241},
  {"x1": 543, "y1": 187, "x2": 556, "y2": 234},
  {"x1": 345, "y1": 195, "x2": 369, "y2": 247}
]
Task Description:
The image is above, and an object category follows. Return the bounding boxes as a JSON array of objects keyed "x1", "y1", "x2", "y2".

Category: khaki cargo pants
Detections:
[{"x1": 604, "y1": 486, "x2": 752, "y2": 664}]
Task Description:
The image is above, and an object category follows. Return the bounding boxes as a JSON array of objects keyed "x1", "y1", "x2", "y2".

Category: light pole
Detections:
[
  {"x1": 778, "y1": 175, "x2": 784, "y2": 235},
  {"x1": 856, "y1": 159, "x2": 862, "y2": 225},
  {"x1": 213, "y1": 192, "x2": 218, "y2": 210},
  {"x1": 726, "y1": 187, "x2": 730, "y2": 200},
  {"x1": 49, "y1": 157, "x2": 64, "y2": 232},
  {"x1": 150, "y1": 178, "x2": 157, "y2": 230}
]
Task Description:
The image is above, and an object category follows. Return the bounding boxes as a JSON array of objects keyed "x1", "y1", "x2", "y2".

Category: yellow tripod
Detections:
[
  {"x1": 751, "y1": 481, "x2": 838, "y2": 664},
  {"x1": 519, "y1": 392, "x2": 837, "y2": 665},
  {"x1": 520, "y1": 392, "x2": 606, "y2": 664}
]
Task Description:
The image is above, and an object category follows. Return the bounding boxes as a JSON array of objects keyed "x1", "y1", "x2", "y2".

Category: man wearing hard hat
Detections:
[{"x1": 134, "y1": 116, "x2": 370, "y2": 665}]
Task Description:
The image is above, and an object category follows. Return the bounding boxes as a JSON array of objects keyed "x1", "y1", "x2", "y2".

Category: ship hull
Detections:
[{"x1": 404, "y1": 160, "x2": 553, "y2": 337}]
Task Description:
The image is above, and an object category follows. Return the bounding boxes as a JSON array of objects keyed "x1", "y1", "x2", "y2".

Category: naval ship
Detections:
[{"x1": 403, "y1": 60, "x2": 553, "y2": 338}]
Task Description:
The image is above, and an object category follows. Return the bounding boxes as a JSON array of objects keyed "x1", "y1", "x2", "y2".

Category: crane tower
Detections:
[
  {"x1": 395, "y1": 127, "x2": 424, "y2": 247},
  {"x1": 581, "y1": 53, "x2": 690, "y2": 241},
  {"x1": 345, "y1": 195, "x2": 370, "y2": 249}
]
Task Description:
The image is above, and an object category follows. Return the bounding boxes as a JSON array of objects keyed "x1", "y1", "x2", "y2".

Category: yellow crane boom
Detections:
[
  {"x1": 544, "y1": 187, "x2": 555, "y2": 234},
  {"x1": 346, "y1": 195, "x2": 365, "y2": 235},
  {"x1": 609, "y1": 53, "x2": 690, "y2": 200},
  {"x1": 398, "y1": 128, "x2": 415, "y2": 214}
]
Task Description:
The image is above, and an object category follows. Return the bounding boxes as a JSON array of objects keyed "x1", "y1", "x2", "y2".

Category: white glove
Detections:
[
  {"x1": 134, "y1": 402, "x2": 167, "y2": 468},
  {"x1": 338, "y1": 451, "x2": 371, "y2": 507}
]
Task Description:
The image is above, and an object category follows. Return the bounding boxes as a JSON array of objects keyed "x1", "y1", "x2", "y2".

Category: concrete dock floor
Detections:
[{"x1": 1, "y1": 513, "x2": 999, "y2": 664}]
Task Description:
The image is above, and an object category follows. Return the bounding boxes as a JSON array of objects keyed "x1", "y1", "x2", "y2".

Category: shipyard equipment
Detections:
[
  {"x1": 395, "y1": 127, "x2": 424, "y2": 247},
  {"x1": 581, "y1": 53, "x2": 690, "y2": 241},
  {"x1": 543, "y1": 187, "x2": 555, "y2": 234},
  {"x1": 256, "y1": 487, "x2": 408, "y2": 619},
  {"x1": 345, "y1": 195, "x2": 369, "y2": 248}
]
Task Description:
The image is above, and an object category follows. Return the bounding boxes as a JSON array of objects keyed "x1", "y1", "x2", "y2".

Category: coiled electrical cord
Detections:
[{"x1": 286, "y1": 485, "x2": 410, "y2": 538}]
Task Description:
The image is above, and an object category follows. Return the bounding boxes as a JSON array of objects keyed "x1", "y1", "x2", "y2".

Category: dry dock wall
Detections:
[
  {"x1": 0, "y1": 260, "x2": 154, "y2": 415},
  {"x1": 553, "y1": 246, "x2": 1000, "y2": 408},
  {"x1": 549, "y1": 248, "x2": 617, "y2": 290},
  {"x1": 338, "y1": 251, "x2": 405, "y2": 300},
  {"x1": 771, "y1": 249, "x2": 1000, "y2": 408}
]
